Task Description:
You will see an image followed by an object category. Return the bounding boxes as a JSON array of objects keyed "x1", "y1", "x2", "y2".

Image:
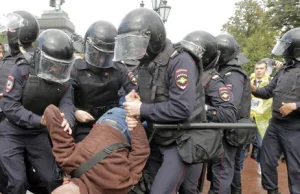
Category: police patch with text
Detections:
[
  {"x1": 219, "y1": 87, "x2": 230, "y2": 101},
  {"x1": 175, "y1": 69, "x2": 189, "y2": 90}
]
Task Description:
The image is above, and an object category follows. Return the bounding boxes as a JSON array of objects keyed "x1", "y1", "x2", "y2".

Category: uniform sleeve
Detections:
[
  {"x1": 116, "y1": 62, "x2": 137, "y2": 93},
  {"x1": 2, "y1": 65, "x2": 42, "y2": 128},
  {"x1": 140, "y1": 53, "x2": 198, "y2": 122},
  {"x1": 58, "y1": 84, "x2": 76, "y2": 127},
  {"x1": 223, "y1": 71, "x2": 245, "y2": 109},
  {"x1": 205, "y1": 78, "x2": 237, "y2": 123},
  {"x1": 252, "y1": 74, "x2": 279, "y2": 99}
]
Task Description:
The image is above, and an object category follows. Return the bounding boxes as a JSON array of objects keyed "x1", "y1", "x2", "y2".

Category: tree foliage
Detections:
[{"x1": 221, "y1": 0, "x2": 278, "y2": 74}]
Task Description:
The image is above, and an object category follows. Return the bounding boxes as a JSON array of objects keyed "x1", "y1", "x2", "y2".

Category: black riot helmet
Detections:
[
  {"x1": 180, "y1": 30, "x2": 219, "y2": 70},
  {"x1": 84, "y1": 20, "x2": 117, "y2": 69},
  {"x1": 272, "y1": 27, "x2": 300, "y2": 62},
  {"x1": 6, "y1": 10, "x2": 39, "y2": 55},
  {"x1": 34, "y1": 29, "x2": 75, "y2": 84},
  {"x1": 114, "y1": 8, "x2": 166, "y2": 62},
  {"x1": 215, "y1": 34, "x2": 248, "y2": 66}
]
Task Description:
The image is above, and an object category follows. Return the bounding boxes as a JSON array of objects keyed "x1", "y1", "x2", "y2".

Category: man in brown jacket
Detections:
[{"x1": 43, "y1": 104, "x2": 150, "y2": 194}]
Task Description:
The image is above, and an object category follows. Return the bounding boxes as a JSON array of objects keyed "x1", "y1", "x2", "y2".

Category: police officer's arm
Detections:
[
  {"x1": 205, "y1": 78, "x2": 237, "y2": 123},
  {"x1": 58, "y1": 84, "x2": 76, "y2": 127},
  {"x1": 140, "y1": 53, "x2": 197, "y2": 122},
  {"x1": 252, "y1": 73, "x2": 279, "y2": 99},
  {"x1": 115, "y1": 62, "x2": 137, "y2": 93},
  {"x1": 2, "y1": 65, "x2": 42, "y2": 128},
  {"x1": 223, "y1": 71, "x2": 246, "y2": 109}
]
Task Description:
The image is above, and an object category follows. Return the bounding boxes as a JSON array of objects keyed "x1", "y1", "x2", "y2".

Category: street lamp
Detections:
[
  {"x1": 140, "y1": 1, "x2": 145, "y2": 7},
  {"x1": 151, "y1": 0, "x2": 161, "y2": 12},
  {"x1": 151, "y1": 0, "x2": 171, "y2": 23},
  {"x1": 158, "y1": 0, "x2": 171, "y2": 23}
]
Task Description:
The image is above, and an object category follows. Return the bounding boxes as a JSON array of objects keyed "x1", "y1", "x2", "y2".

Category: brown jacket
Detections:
[{"x1": 44, "y1": 105, "x2": 150, "y2": 194}]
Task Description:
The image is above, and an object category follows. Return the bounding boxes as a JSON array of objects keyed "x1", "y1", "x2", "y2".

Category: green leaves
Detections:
[{"x1": 221, "y1": 0, "x2": 289, "y2": 75}]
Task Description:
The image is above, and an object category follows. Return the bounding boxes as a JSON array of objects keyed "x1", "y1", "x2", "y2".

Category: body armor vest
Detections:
[
  {"x1": 73, "y1": 59, "x2": 121, "y2": 118},
  {"x1": 203, "y1": 68, "x2": 220, "y2": 105},
  {"x1": 219, "y1": 66, "x2": 251, "y2": 119},
  {"x1": 18, "y1": 54, "x2": 68, "y2": 116},
  {"x1": 272, "y1": 65, "x2": 300, "y2": 120},
  {"x1": 137, "y1": 41, "x2": 206, "y2": 146},
  {"x1": 0, "y1": 55, "x2": 16, "y2": 92}
]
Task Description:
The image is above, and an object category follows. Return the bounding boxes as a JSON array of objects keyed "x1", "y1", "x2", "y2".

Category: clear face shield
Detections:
[
  {"x1": 272, "y1": 39, "x2": 292, "y2": 56},
  {"x1": 85, "y1": 37, "x2": 114, "y2": 68},
  {"x1": 180, "y1": 40, "x2": 205, "y2": 60},
  {"x1": 0, "y1": 13, "x2": 28, "y2": 33},
  {"x1": 35, "y1": 51, "x2": 75, "y2": 84},
  {"x1": 113, "y1": 30, "x2": 151, "y2": 63}
]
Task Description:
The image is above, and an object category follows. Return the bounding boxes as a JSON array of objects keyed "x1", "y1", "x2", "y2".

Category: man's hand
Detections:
[
  {"x1": 60, "y1": 113, "x2": 72, "y2": 135},
  {"x1": 123, "y1": 100, "x2": 142, "y2": 116},
  {"x1": 126, "y1": 116, "x2": 139, "y2": 131},
  {"x1": 279, "y1": 102, "x2": 297, "y2": 117},
  {"x1": 251, "y1": 84, "x2": 257, "y2": 92},
  {"x1": 0, "y1": 93, "x2": 3, "y2": 100},
  {"x1": 274, "y1": 60, "x2": 283, "y2": 69},
  {"x1": 125, "y1": 89, "x2": 141, "y2": 102},
  {"x1": 75, "y1": 110, "x2": 95, "y2": 123}
]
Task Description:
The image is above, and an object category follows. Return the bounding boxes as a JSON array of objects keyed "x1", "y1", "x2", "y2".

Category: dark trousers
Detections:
[
  {"x1": 73, "y1": 122, "x2": 93, "y2": 143},
  {"x1": 209, "y1": 140, "x2": 240, "y2": 194},
  {"x1": 0, "y1": 123, "x2": 59, "y2": 194},
  {"x1": 146, "y1": 143, "x2": 202, "y2": 194},
  {"x1": 261, "y1": 119, "x2": 300, "y2": 194}
]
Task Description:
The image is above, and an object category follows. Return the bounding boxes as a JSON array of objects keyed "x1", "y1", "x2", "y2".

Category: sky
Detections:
[{"x1": 1, "y1": 0, "x2": 240, "y2": 42}]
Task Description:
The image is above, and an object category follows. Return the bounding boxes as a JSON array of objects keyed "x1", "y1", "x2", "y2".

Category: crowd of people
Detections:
[{"x1": 0, "y1": 5, "x2": 299, "y2": 194}]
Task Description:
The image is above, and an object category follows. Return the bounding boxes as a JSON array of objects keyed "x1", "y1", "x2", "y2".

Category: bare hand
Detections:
[
  {"x1": 0, "y1": 93, "x2": 3, "y2": 100},
  {"x1": 123, "y1": 100, "x2": 142, "y2": 116},
  {"x1": 274, "y1": 60, "x2": 283, "y2": 69},
  {"x1": 126, "y1": 116, "x2": 139, "y2": 131},
  {"x1": 60, "y1": 113, "x2": 72, "y2": 135},
  {"x1": 251, "y1": 84, "x2": 257, "y2": 92},
  {"x1": 279, "y1": 102, "x2": 296, "y2": 117},
  {"x1": 75, "y1": 110, "x2": 95, "y2": 123},
  {"x1": 125, "y1": 90, "x2": 141, "y2": 102}
]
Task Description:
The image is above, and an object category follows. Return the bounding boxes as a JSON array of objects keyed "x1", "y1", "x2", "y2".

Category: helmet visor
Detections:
[
  {"x1": 272, "y1": 39, "x2": 291, "y2": 56},
  {"x1": 35, "y1": 51, "x2": 75, "y2": 83},
  {"x1": 0, "y1": 13, "x2": 28, "y2": 32},
  {"x1": 180, "y1": 40, "x2": 205, "y2": 60},
  {"x1": 85, "y1": 38, "x2": 114, "y2": 68},
  {"x1": 113, "y1": 31, "x2": 150, "y2": 62}
]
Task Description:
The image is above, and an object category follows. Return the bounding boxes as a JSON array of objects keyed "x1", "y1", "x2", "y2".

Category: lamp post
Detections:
[
  {"x1": 150, "y1": 0, "x2": 172, "y2": 23},
  {"x1": 140, "y1": 1, "x2": 145, "y2": 7}
]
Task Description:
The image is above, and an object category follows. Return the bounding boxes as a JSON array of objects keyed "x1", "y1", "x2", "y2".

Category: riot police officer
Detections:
[
  {"x1": 0, "y1": 26, "x2": 75, "y2": 194},
  {"x1": 71, "y1": 20, "x2": 135, "y2": 142},
  {"x1": 178, "y1": 30, "x2": 237, "y2": 194},
  {"x1": 215, "y1": 34, "x2": 252, "y2": 194},
  {"x1": 251, "y1": 27, "x2": 300, "y2": 194},
  {"x1": 120, "y1": 8, "x2": 206, "y2": 194}
]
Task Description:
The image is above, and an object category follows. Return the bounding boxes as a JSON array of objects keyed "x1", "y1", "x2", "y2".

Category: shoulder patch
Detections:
[
  {"x1": 175, "y1": 69, "x2": 189, "y2": 90},
  {"x1": 6, "y1": 75, "x2": 15, "y2": 93},
  {"x1": 128, "y1": 72, "x2": 137, "y2": 85},
  {"x1": 219, "y1": 87, "x2": 230, "y2": 101}
]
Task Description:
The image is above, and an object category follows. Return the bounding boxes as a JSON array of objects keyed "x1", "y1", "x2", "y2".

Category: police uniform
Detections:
[
  {"x1": 201, "y1": 69, "x2": 237, "y2": 194},
  {"x1": 71, "y1": 59, "x2": 136, "y2": 142},
  {"x1": 0, "y1": 51, "x2": 75, "y2": 194},
  {"x1": 217, "y1": 67, "x2": 251, "y2": 194},
  {"x1": 0, "y1": 54, "x2": 16, "y2": 121},
  {"x1": 137, "y1": 40, "x2": 205, "y2": 194},
  {"x1": 253, "y1": 63, "x2": 300, "y2": 193}
]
